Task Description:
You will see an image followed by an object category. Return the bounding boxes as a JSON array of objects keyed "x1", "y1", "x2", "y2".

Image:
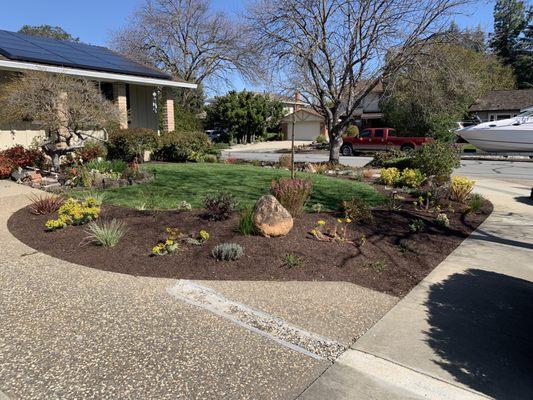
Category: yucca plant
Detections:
[
  {"x1": 28, "y1": 194, "x2": 65, "y2": 215},
  {"x1": 83, "y1": 219, "x2": 127, "y2": 247}
]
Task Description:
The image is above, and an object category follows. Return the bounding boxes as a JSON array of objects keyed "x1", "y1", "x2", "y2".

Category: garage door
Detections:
[{"x1": 293, "y1": 122, "x2": 320, "y2": 141}]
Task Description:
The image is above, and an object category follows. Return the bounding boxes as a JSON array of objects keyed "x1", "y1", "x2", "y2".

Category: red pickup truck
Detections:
[{"x1": 340, "y1": 128, "x2": 432, "y2": 156}]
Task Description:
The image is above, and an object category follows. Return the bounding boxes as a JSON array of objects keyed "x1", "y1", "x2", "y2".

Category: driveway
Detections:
[{"x1": 0, "y1": 181, "x2": 395, "y2": 399}]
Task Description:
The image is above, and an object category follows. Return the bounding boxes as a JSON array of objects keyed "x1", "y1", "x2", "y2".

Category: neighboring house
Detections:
[
  {"x1": 469, "y1": 89, "x2": 533, "y2": 122},
  {"x1": 348, "y1": 82, "x2": 385, "y2": 128},
  {"x1": 263, "y1": 93, "x2": 310, "y2": 116},
  {"x1": 0, "y1": 29, "x2": 196, "y2": 149},
  {"x1": 280, "y1": 108, "x2": 326, "y2": 141}
]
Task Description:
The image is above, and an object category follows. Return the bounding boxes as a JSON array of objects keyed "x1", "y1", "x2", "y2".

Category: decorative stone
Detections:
[
  {"x1": 28, "y1": 171, "x2": 42, "y2": 184},
  {"x1": 252, "y1": 195, "x2": 293, "y2": 237}
]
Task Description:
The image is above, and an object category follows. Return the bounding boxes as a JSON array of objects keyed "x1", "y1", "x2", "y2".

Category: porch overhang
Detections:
[{"x1": 0, "y1": 59, "x2": 197, "y2": 89}]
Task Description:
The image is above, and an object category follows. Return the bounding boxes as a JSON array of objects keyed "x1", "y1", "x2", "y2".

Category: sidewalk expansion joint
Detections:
[{"x1": 167, "y1": 280, "x2": 346, "y2": 361}]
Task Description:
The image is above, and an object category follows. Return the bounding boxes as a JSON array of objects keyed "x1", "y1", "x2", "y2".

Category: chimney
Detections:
[{"x1": 294, "y1": 92, "x2": 300, "y2": 112}]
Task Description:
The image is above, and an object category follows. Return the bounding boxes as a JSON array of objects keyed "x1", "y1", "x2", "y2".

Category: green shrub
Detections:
[
  {"x1": 340, "y1": 196, "x2": 373, "y2": 224},
  {"x1": 371, "y1": 149, "x2": 408, "y2": 167},
  {"x1": 84, "y1": 159, "x2": 127, "y2": 174},
  {"x1": 379, "y1": 167, "x2": 400, "y2": 186},
  {"x1": 212, "y1": 243, "x2": 244, "y2": 261},
  {"x1": 84, "y1": 219, "x2": 127, "y2": 247},
  {"x1": 315, "y1": 135, "x2": 327, "y2": 144},
  {"x1": 281, "y1": 253, "x2": 304, "y2": 268},
  {"x1": 399, "y1": 168, "x2": 426, "y2": 188},
  {"x1": 200, "y1": 154, "x2": 219, "y2": 163},
  {"x1": 467, "y1": 193, "x2": 485, "y2": 213},
  {"x1": 435, "y1": 213, "x2": 450, "y2": 228},
  {"x1": 381, "y1": 156, "x2": 415, "y2": 170},
  {"x1": 203, "y1": 191, "x2": 239, "y2": 221},
  {"x1": 237, "y1": 205, "x2": 257, "y2": 235},
  {"x1": 154, "y1": 130, "x2": 211, "y2": 162},
  {"x1": 270, "y1": 177, "x2": 312, "y2": 216},
  {"x1": 412, "y1": 141, "x2": 459, "y2": 177},
  {"x1": 75, "y1": 141, "x2": 107, "y2": 162},
  {"x1": 409, "y1": 219, "x2": 426, "y2": 232},
  {"x1": 345, "y1": 125, "x2": 359, "y2": 137},
  {"x1": 107, "y1": 128, "x2": 159, "y2": 162}
]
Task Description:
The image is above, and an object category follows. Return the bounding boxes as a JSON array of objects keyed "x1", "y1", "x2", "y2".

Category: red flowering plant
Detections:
[
  {"x1": 270, "y1": 177, "x2": 312, "y2": 216},
  {"x1": 0, "y1": 146, "x2": 45, "y2": 169}
]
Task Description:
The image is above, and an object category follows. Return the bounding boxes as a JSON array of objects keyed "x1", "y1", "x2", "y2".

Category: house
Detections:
[
  {"x1": 0, "y1": 29, "x2": 196, "y2": 149},
  {"x1": 347, "y1": 82, "x2": 385, "y2": 128},
  {"x1": 280, "y1": 108, "x2": 326, "y2": 141},
  {"x1": 469, "y1": 89, "x2": 533, "y2": 122}
]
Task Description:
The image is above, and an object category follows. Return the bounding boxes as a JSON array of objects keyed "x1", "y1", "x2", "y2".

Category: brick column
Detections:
[
  {"x1": 113, "y1": 82, "x2": 128, "y2": 129},
  {"x1": 161, "y1": 87, "x2": 175, "y2": 133}
]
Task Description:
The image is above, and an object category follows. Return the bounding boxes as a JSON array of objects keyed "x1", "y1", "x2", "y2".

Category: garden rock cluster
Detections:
[{"x1": 252, "y1": 195, "x2": 293, "y2": 237}]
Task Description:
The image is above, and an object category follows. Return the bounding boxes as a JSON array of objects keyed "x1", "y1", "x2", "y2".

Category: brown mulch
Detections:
[{"x1": 8, "y1": 198, "x2": 492, "y2": 298}]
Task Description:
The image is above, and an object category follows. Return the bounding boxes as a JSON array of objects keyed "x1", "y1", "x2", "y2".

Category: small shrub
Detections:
[
  {"x1": 345, "y1": 125, "x2": 359, "y2": 137},
  {"x1": 84, "y1": 219, "x2": 127, "y2": 247},
  {"x1": 315, "y1": 135, "x2": 327, "y2": 144},
  {"x1": 154, "y1": 130, "x2": 211, "y2": 162},
  {"x1": 467, "y1": 193, "x2": 485, "y2": 214},
  {"x1": 177, "y1": 200, "x2": 192, "y2": 212},
  {"x1": 212, "y1": 243, "x2": 244, "y2": 261},
  {"x1": 371, "y1": 149, "x2": 408, "y2": 167},
  {"x1": 0, "y1": 145, "x2": 44, "y2": 169},
  {"x1": 311, "y1": 203, "x2": 324, "y2": 213},
  {"x1": 435, "y1": 213, "x2": 450, "y2": 228},
  {"x1": 450, "y1": 176, "x2": 475, "y2": 203},
  {"x1": 340, "y1": 196, "x2": 373, "y2": 224},
  {"x1": 412, "y1": 141, "x2": 459, "y2": 177},
  {"x1": 270, "y1": 177, "x2": 312, "y2": 216},
  {"x1": 0, "y1": 156, "x2": 13, "y2": 178},
  {"x1": 28, "y1": 194, "x2": 65, "y2": 215},
  {"x1": 399, "y1": 168, "x2": 426, "y2": 188},
  {"x1": 278, "y1": 154, "x2": 292, "y2": 169},
  {"x1": 237, "y1": 205, "x2": 257, "y2": 235},
  {"x1": 203, "y1": 191, "x2": 239, "y2": 221},
  {"x1": 107, "y1": 128, "x2": 159, "y2": 162},
  {"x1": 379, "y1": 167, "x2": 400, "y2": 186},
  {"x1": 75, "y1": 141, "x2": 107, "y2": 162},
  {"x1": 45, "y1": 198, "x2": 100, "y2": 231},
  {"x1": 362, "y1": 260, "x2": 387, "y2": 272},
  {"x1": 201, "y1": 154, "x2": 219, "y2": 163},
  {"x1": 409, "y1": 219, "x2": 426, "y2": 232},
  {"x1": 397, "y1": 242, "x2": 418, "y2": 254},
  {"x1": 281, "y1": 253, "x2": 304, "y2": 268}
]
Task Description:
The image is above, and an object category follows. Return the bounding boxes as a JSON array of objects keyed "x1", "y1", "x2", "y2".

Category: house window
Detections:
[
  {"x1": 100, "y1": 82, "x2": 114, "y2": 101},
  {"x1": 489, "y1": 113, "x2": 515, "y2": 121}
]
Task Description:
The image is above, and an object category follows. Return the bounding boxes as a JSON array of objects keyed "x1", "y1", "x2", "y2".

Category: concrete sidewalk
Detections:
[{"x1": 300, "y1": 178, "x2": 533, "y2": 399}]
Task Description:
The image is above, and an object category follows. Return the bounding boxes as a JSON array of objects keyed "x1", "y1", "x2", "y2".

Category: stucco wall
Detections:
[{"x1": 0, "y1": 130, "x2": 45, "y2": 150}]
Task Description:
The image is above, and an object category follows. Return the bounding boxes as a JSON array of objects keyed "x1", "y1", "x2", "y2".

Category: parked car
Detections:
[{"x1": 340, "y1": 128, "x2": 432, "y2": 156}]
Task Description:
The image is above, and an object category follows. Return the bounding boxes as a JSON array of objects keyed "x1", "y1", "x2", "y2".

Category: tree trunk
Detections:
[{"x1": 328, "y1": 127, "x2": 344, "y2": 165}]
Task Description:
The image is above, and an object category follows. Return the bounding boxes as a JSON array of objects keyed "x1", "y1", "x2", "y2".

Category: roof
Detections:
[
  {"x1": 469, "y1": 89, "x2": 533, "y2": 112},
  {"x1": 281, "y1": 108, "x2": 324, "y2": 122},
  {"x1": 0, "y1": 29, "x2": 183, "y2": 83}
]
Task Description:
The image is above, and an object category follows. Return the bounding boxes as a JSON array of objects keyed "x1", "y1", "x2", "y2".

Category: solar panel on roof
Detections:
[{"x1": 0, "y1": 30, "x2": 171, "y2": 80}]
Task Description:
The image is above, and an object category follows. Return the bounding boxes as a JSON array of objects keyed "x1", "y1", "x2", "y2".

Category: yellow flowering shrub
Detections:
[
  {"x1": 45, "y1": 198, "x2": 100, "y2": 231},
  {"x1": 450, "y1": 176, "x2": 475, "y2": 203},
  {"x1": 380, "y1": 167, "x2": 400, "y2": 186},
  {"x1": 199, "y1": 230, "x2": 210, "y2": 242},
  {"x1": 399, "y1": 168, "x2": 426, "y2": 188}
]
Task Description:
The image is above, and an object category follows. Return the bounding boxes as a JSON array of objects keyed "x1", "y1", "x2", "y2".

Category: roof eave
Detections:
[{"x1": 0, "y1": 59, "x2": 197, "y2": 89}]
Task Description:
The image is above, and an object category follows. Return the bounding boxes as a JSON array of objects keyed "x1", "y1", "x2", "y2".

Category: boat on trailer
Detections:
[{"x1": 457, "y1": 108, "x2": 533, "y2": 152}]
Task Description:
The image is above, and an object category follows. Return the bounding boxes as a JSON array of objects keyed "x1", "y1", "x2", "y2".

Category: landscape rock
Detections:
[{"x1": 252, "y1": 195, "x2": 293, "y2": 237}]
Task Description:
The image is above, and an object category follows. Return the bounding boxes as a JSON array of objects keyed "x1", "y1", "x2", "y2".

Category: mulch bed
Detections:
[{"x1": 8, "y1": 196, "x2": 492, "y2": 298}]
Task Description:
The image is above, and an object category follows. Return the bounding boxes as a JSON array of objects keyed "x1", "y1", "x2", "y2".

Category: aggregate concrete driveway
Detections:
[{"x1": 0, "y1": 181, "x2": 396, "y2": 399}]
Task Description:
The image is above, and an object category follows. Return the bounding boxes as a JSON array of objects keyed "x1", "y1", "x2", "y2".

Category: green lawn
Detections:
[{"x1": 91, "y1": 163, "x2": 384, "y2": 211}]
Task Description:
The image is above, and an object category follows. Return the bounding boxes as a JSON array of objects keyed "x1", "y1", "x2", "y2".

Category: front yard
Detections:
[{"x1": 92, "y1": 162, "x2": 385, "y2": 210}]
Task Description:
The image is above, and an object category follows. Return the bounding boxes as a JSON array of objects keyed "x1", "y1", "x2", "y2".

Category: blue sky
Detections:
[{"x1": 1, "y1": 0, "x2": 496, "y2": 93}]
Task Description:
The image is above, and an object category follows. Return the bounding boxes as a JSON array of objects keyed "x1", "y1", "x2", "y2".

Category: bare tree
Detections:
[
  {"x1": 248, "y1": 0, "x2": 471, "y2": 163},
  {"x1": 0, "y1": 71, "x2": 120, "y2": 170},
  {"x1": 112, "y1": 0, "x2": 261, "y2": 107}
]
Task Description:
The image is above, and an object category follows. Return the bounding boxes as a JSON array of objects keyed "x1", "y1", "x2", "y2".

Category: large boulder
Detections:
[{"x1": 253, "y1": 195, "x2": 293, "y2": 237}]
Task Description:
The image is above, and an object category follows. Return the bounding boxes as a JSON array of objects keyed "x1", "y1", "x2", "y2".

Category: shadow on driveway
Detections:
[{"x1": 424, "y1": 269, "x2": 533, "y2": 400}]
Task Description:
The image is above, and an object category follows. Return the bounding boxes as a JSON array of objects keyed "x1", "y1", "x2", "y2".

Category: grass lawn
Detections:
[{"x1": 90, "y1": 162, "x2": 385, "y2": 210}]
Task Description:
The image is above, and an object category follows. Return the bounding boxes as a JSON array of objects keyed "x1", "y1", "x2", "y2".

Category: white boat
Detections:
[{"x1": 457, "y1": 108, "x2": 533, "y2": 152}]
